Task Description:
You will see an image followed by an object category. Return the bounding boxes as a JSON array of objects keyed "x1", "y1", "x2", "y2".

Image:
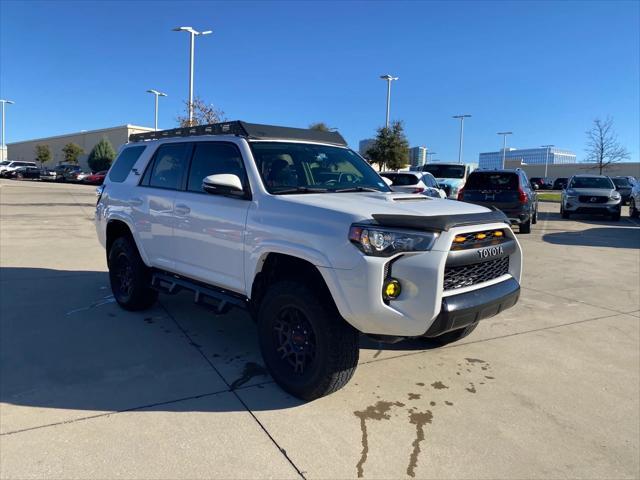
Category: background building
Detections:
[
  {"x1": 479, "y1": 147, "x2": 576, "y2": 170},
  {"x1": 358, "y1": 138, "x2": 375, "y2": 157},
  {"x1": 505, "y1": 158, "x2": 639, "y2": 180},
  {"x1": 408, "y1": 146, "x2": 427, "y2": 168},
  {"x1": 7, "y1": 124, "x2": 154, "y2": 171}
]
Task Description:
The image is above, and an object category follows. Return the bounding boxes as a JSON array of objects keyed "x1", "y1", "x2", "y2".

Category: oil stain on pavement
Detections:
[{"x1": 353, "y1": 357, "x2": 494, "y2": 478}]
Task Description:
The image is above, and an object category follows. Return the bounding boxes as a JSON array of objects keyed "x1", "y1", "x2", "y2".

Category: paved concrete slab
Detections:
[
  {"x1": 1, "y1": 181, "x2": 639, "y2": 479},
  {"x1": 0, "y1": 393, "x2": 300, "y2": 479}
]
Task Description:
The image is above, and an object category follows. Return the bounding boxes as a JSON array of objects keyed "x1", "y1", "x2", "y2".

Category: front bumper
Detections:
[
  {"x1": 564, "y1": 197, "x2": 620, "y2": 213},
  {"x1": 319, "y1": 222, "x2": 522, "y2": 337},
  {"x1": 423, "y1": 278, "x2": 520, "y2": 337}
]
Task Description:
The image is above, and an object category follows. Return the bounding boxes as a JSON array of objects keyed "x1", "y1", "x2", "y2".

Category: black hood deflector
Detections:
[{"x1": 371, "y1": 208, "x2": 509, "y2": 232}]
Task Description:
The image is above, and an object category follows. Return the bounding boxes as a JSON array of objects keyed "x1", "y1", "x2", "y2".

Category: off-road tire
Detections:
[
  {"x1": 108, "y1": 236, "x2": 158, "y2": 311},
  {"x1": 258, "y1": 280, "x2": 359, "y2": 401},
  {"x1": 519, "y1": 218, "x2": 531, "y2": 234},
  {"x1": 432, "y1": 322, "x2": 479, "y2": 346},
  {"x1": 611, "y1": 209, "x2": 621, "y2": 221},
  {"x1": 630, "y1": 198, "x2": 639, "y2": 219},
  {"x1": 561, "y1": 205, "x2": 570, "y2": 219}
]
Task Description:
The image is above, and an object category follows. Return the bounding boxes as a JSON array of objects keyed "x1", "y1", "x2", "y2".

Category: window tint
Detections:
[
  {"x1": 380, "y1": 173, "x2": 419, "y2": 186},
  {"x1": 466, "y1": 172, "x2": 519, "y2": 190},
  {"x1": 148, "y1": 143, "x2": 190, "y2": 190},
  {"x1": 422, "y1": 173, "x2": 437, "y2": 188},
  {"x1": 109, "y1": 146, "x2": 146, "y2": 183},
  {"x1": 187, "y1": 143, "x2": 247, "y2": 193}
]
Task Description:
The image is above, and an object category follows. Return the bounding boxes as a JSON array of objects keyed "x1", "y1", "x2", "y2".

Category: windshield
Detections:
[
  {"x1": 0, "y1": 161, "x2": 9, "y2": 166},
  {"x1": 250, "y1": 142, "x2": 390, "y2": 194},
  {"x1": 612, "y1": 178, "x2": 631, "y2": 187},
  {"x1": 422, "y1": 164, "x2": 466, "y2": 179},
  {"x1": 570, "y1": 177, "x2": 614, "y2": 189}
]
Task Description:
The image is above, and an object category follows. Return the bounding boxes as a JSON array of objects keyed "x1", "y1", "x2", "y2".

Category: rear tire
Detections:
[
  {"x1": 431, "y1": 322, "x2": 479, "y2": 346},
  {"x1": 532, "y1": 207, "x2": 538, "y2": 224},
  {"x1": 258, "y1": 281, "x2": 359, "y2": 401},
  {"x1": 108, "y1": 236, "x2": 158, "y2": 311},
  {"x1": 561, "y1": 204, "x2": 570, "y2": 219},
  {"x1": 519, "y1": 218, "x2": 531, "y2": 234}
]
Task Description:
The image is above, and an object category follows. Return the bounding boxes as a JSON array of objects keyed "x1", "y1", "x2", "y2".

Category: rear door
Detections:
[
  {"x1": 172, "y1": 141, "x2": 251, "y2": 293},
  {"x1": 132, "y1": 142, "x2": 191, "y2": 270},
  {"x1": 462, "y1": 172, "x2": 520, "y2": 210}
]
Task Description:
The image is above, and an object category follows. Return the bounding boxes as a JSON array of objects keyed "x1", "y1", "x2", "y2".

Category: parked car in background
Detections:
[
  {"x1": 553, "y1": 177, "x2": 568, "y2": 190},
  {"x1": 6, "y1": 166, "x2": 41, "y2": 180},
  {"x1": 420, "y1": 163, "x2": 475, "y2": 199},
  {"x1": 561, "y1": 175, "x2": 621, "y2": 220},
  {"x1": 379, "y1": 171, "x2": 446, "y2": 198},
  {"x1": 0, "y1": 161, "x2": 11, "y2": 173},
  {"x1": 83, "y1": 170, "x2": 107, "y2": 185},
  {"x1": 458, "y1": 169, "x2": 537, "y2": 233},
  {"x1": 629, "y1": 180, "x2": 640, "y2": 218},
  {"x1": 610, "y1": 176, "x2": 634, "y2": 205},
  {"x1": 76, "y1": 172, "x2": 92, "y2": 183},
  {"x1": 0, "y1": 161, "x2": 38, "y2": 177},
  {"x1": 41, "y1": 164, "x2": 82, "y2": 182},
  {"x1": 530, "y1": 177, "x2": 553, "y2": 190}
]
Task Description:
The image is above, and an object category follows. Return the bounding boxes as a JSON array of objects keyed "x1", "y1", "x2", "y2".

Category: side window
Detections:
[
  {"x1": 109, "y1": 146, "x2": 146, "y2": 182},
  {"x1": 422, "y1": 174, "x2": 436, "y2": 188},
  {"x1": 520, "y1": 171, "x2": 529, "y2": 187},
  {"x1": 148, "y1": 143, "x2": 191, "y2": 190},
  {"x1": 186, "y1": 142, "x2": 247, "y2": 193}
]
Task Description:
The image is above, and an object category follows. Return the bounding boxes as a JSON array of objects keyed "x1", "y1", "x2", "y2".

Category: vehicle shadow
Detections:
[
  {"x1": 543, "y1": 227, "x2": 640, "y2": 249},
  {"x1": 0, "y1": 266, "x2": 436, "y2": 421}
]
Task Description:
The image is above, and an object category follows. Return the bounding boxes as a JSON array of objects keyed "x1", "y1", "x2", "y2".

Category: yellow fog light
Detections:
[
  {"x1": 475, "y1": 233, "x2": 487, "y2": 240},
  {"x1": 383, "y1": 279, "x2": 402, "y2": 300},
  {"x1": 494, "y1": 230, "x2": 504, "y2": 237},
  {"x1": 454, "y1": 235, "x2": 466, "y2": 243}
]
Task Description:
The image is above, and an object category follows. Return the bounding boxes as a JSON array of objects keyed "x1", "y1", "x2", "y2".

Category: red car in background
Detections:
[{"x1": 83, "y1": 171, "x2": 107, "y2": 185}]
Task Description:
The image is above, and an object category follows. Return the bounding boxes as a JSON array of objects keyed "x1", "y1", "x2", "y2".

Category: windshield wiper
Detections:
[
  {"x1": 272, "y1": 186, "x2": 330, "y2": 195},
  {"x1": 333, "y1": 186, "x2": 382, "y2": 193}
]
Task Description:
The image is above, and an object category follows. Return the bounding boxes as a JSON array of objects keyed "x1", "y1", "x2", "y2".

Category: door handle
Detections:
[
  {"x1": 128, "y1": 197, "x2": 143, "y2": 207},
  {"x1": 174, "y1": 204, "x2": 191, "y2": 216}
]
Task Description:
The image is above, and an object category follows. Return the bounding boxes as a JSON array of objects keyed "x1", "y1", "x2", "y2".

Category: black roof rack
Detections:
[{"x1": 129, "y1": 120, "x2": 347, "y2": 146}]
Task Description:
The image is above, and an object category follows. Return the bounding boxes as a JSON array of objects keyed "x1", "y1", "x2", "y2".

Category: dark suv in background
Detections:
[
  {"x1": 530, "y1": 177, "x2": 553, "y2": 190},
  {"x1": 610, "y1": 176, "x2": 634, "y2": 205},
  {"x1": 458, "y1": 169, "x2": 538, "y2": 233}
]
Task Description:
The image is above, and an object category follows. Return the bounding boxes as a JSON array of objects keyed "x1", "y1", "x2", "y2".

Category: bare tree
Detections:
[
  {"x1": 177, "y1": 96, "x2": 226, "y2": 127},
  {"x1": 584, "y1": 117, "x2": 630, "y2": 174}
]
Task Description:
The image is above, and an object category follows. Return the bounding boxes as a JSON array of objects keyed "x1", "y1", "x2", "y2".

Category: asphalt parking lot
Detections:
[{"x1": 1, "y1": 179, "x2": 639, "y2": 479}]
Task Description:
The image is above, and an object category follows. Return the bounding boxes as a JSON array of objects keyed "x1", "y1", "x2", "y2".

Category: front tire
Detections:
[
  {"x1": 611, "y1": 209, "x2": 621, "y2": 221},
  {"x1": 108, "y1": 236, "x2": 158, "y2": 311},
  {"x1": 519, "y1": 218, "x2": 531, "y2": 234},
  {"x1": 258, "y1": 281, "x2": 359, "y2": 401},
  {"x1": 561, "y1": 204, "x2": 570, "y2": 219}
]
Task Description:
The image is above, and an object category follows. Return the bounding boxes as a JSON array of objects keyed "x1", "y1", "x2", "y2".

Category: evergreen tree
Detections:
[
  {"x1": 88, "y1": 137, "x2": 116, "y2": 172},
  {"x1": 366, "y1": 121, "x2": 410, "y2": 171}
]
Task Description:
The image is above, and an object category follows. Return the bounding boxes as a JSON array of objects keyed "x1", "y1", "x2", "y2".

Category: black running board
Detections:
[{"x1": 151, "y1": 270, "x2": 248, "y2": 315}]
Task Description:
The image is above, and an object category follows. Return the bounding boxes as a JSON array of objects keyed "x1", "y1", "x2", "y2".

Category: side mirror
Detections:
[
  {"x1": 381, "y1": 176, "x2": 393, "y2": 186},
  {"x1": 202, "y1": 174, "x2": 245, "y2": 197}
]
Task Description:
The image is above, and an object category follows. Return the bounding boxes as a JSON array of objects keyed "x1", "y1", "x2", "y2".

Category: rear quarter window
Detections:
[
  {"x1": 381, "y1": 173, "x2": 418, "y2": 186},
  {"x1": 109, "y1": 146, "x2": 147, "y2": 183}
]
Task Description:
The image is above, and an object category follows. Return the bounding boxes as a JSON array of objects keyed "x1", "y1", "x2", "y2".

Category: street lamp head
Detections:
[
  {"x1": 0, "y1": 99, "x2": 15, "y2": 105},
  {"x1": 452, "y1": 114, "x2": 472, "y2": 119},
  {"x1": 147, "y1": 89, "x2": 168, "y2": 97},
  {"x1": 379, "y1": 74, "x2": 398, "y2": 81},
  {"x1": 173, "y1": 26, "x2": 194, "y2": 32},
  {"x1": 198, "y1": 30, "x2": 213, "y2": 36},
  {"x1": 497, "y1": 131, "x2": 513, "y2": 135}
]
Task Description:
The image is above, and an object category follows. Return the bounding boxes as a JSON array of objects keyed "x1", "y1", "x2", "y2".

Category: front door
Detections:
[{"x1": 172, "y1": 142, "x2": 251, "y2": 293}]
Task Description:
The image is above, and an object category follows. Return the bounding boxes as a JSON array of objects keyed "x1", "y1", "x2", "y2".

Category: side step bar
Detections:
[{"x1": 151, "y1": 270, "x2": 248, "y2": 314}]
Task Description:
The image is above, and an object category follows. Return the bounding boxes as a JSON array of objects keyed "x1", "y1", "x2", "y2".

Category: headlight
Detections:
[
  {"x1": 565, "y1": 189, "x2": 578, "y2": 197},
  {"x1": 610, "y1": 191, "x2": 621, "y2": 200},
  {"x1": 348, "y1": 225, "x2": 437, "y2": 256}
]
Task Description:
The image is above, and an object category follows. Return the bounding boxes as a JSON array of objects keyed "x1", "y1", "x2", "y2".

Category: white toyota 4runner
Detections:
[{"x1": 96, "y1": 121, "x2": 522, "y2": 400}]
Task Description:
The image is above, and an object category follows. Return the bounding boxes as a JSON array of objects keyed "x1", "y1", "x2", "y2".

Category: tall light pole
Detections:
[
  {"x1": 173, "y1": 26, "x2": 212, "y2": 125},
  {"x1": 497, "y1": 131, "x2": 513, "y2": 169},
  {"x1": 541, "y1": 144, "x2": 554, "y2": 178},
  {"x1": 426, "y1": 151, "x2": 437, "y2": 164},
  {"x1": 452, "y1": 114, "x2": 471, "y2": 164},
  {"x1": 146, "y1": 89, "x2": 167, "y2": 131},
  {"x1": 1, "y1": 99, "x2": 15, "y2": 161},
  {"x1": 379, "y1": 74, "x2": 398, "y2": 128}
]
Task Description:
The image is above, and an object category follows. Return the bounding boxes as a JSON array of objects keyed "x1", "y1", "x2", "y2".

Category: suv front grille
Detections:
[
  {"x1": 443, "y1": 256, "x2": 509, "y2": 291},
  {"x1": 450, "y1": 229, "x2": 507, "y2": 251},
  {"x1": 578, "y1": 195, "x2": 608, "y2": 204}
]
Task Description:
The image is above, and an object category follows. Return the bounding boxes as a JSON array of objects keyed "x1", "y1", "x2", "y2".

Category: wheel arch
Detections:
[{"x1": 105, "y1": 218, "x2": 150, "y2": 266}]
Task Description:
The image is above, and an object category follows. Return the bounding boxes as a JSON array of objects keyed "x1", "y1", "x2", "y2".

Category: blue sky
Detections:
[{"x1": 1, "y1": 0, "x2": 638, "y2": 162}]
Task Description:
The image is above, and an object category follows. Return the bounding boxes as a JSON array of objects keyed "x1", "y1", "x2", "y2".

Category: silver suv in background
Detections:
[{"x1": 561, "y1": 174, "x2": 622, "y2": 220}]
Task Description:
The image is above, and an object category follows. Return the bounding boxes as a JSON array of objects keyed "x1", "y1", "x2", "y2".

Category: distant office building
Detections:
[
  {"x1": 479, "y1": 147, "x2": 576, "y2": 170},
  {"x1": 408, "y1": 146, "x2": 427, "y2": 168},
  {"x1": 7, "y1": 124, "x2": 154, "y2": 171},
  {"x1": 359, "y1": 138, "x2": 375, "y2": 157}
]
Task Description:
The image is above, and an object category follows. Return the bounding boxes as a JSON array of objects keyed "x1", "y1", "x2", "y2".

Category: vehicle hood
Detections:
[
  {"x1": 278, "y1": 191, "x2": 490, "y2": 220},
  {"x1": 569, "y1": 188, "x2": 616, "y2": 196}
]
